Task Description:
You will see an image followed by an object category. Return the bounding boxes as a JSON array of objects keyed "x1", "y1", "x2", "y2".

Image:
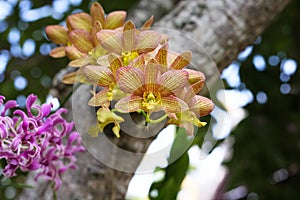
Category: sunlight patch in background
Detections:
[
  {"x1": 0, "y1": 50, "x2": 11, "y2": 74},
  {"x1": 281, "y1": 59, "x2": 297, "y2": 75},
  {"x1": 14, "y1": 76, "x2": 27, "y2": 91},
  {"x1": 237, "y1": 46, "x2": 253, "y2": 61},
  {"x1": 268, "y1": 55, "x2": 280, "y2": 66},
  {"x1": 46, "y1": 94, "x2": 60, "y2": 111},
  {"x1": 127, "y1": 125, "x2": 175, "y2": 198},
  {"x1": 221, "y1": 62, "x2": 241, "y2": 88},
  {"x1": 22, "y1": 39, "x2": 36, "y2": 57},
  {"x1": 253, "y1": 54, "x2": 266, "y2": 71},
  {"x1": 0, "y1": 1, "x2": 13, "y2": 20},
  {"x1": 256, "y1": 91, "x2": 268, "y2": 104}
]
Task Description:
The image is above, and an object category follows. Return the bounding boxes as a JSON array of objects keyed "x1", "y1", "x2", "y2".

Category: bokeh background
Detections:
[{"x1": 0, "y1": 0, "x2": 299, "y2": 199}]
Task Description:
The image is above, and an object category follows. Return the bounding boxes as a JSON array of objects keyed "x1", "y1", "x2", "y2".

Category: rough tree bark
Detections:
[{"x1": 18, "y1": 0, "x2": 290, "y2": 199}]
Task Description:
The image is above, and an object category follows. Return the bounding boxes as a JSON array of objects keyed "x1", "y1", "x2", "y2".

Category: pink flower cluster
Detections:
[{"x1": 0, "y1": 94, "x2": 85, "y2": 189}]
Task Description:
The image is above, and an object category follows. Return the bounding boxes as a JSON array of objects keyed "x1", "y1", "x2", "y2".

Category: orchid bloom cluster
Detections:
[
  {"x1": 0, "y1": 94, "x2": 85, "y2": 190},
  {"x1": 46, "y1": 2, "x2": 214, "y2": 137}
]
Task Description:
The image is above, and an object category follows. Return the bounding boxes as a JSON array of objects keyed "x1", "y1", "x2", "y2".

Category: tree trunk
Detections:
[{"x1": 18, "y1": 0, "x2": 290, "y2": 199}]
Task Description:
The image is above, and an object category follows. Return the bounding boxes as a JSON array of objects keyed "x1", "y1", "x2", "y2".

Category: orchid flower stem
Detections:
[
  {"x1": 60, "y1": 83, "x2": 81, "y2": 109},
  {"x1": 146, "y1": 114, "x2": 168, "y2": 124},
  {"x1": 111, "y1": 108, "x2": 129, "y2": 114},
  {"x1": 51, "y1": 183, "x2": 57, "y2": 200},
  {"x1": 137, "y1": 109, "x2": 147, "y2": 117}
]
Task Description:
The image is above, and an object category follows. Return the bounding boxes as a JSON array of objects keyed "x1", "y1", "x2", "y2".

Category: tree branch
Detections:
[{"x1": 127, "y1": 0, "x2": 181, "y2": 27}]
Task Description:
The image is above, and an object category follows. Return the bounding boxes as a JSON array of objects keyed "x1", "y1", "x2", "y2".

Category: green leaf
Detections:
[
  {"x1": 149, "y1": 152, "x2": 189, "y2": 200},
  {"x1": 149, "y1": 128, "x2": 191, "y2": 200}
]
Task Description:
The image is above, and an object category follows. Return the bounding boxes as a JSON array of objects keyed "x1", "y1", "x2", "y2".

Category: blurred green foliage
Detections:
[{"x1": 224, "y1": 1, "x2": 300, "y2": 199}]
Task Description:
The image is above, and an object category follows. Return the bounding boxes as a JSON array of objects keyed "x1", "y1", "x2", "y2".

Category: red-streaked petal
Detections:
[
  {"x1": 97, "y1": 30, "x2": 122, "y2": 54},
  {"x1": 65, "y1": 46, "x2": 85, "y2": 60},
  {"x1": 90, "y1": 2, "x2": 105, "y2": 25},
  {"x1": 69, "y1": 56, "x2": 96, "y2": 67},
  {"x1": 190, "y1": 96, "x2": 214, "y2": 117},
  {"x1": 122, "y1": 21, "x2": 137, "y2": 52},
  {"x1": 161, "y1": 96, "x2": 189, "y2": 113},
  {"x1": 155, "y1": 44, "x2": 168, "y2": 72},
  {"x1": 108, "y1": 54, "x2": 122, "y2": 74},
  {"x1": 105, "y1": 11, "x2": 127, "y2": 29},
  {"x1": 45, "y1": 25, "x2": 68, "y2": 44},
  {"x1": 62, "y1": 70, "x2": 86, "y2": 84},
  {"x1": 117, "y1": 67, "x2": 145, "y2": 95},
  {"x1": 128, "y1": 55, "x2": 145, "y2": 68},
  {"x1": 49, "y1": 46, "x2": 66, "y2": 58},
  {"x1": 69, "y1": 30, "x2": 94, "y2": 54},
  {"x1": 170, "y1": 51, "x2": 192, "y2": 70},
  {"x1": 155, "y1": 44, "x2": 168, "y2": 66},
  {"x1": 97, "y1": 54, "x2": 110, "y2": 66},
  {"x1": 66, "y1": 12, "x2": 93, "y2": 32},
  {"x1": 183, "y1": 86, "x2": 197, "y2": 103},
  {"x1": 114, "y1": 95, "x2": 143, "y2": 113},
  {"x1": 159, "y1": 70, "x2": 188, "y2": 96},
  {"x1": 91, "y1": 21, "x2": 102, "y2": 46},
  {"x1": 136, "y1": 31, "x2": 161, "y2": 54},
  {"x1": 141, "y1": 16, "x2": 154, "y2": 30},
  {"x1": 82, "y1": 65, "x2": 114, "y2": 86},
  {"x1": 88, "y1": 88, "x2": 110, "y2": 106},
  {"x1": 91, "y1": 44, "x2": 107, "y2": 58},
  {"x1": 144, "y1": 62, "x2": 160, "y2": 92},
  {"x1": 191, "y1": 81, "x2": 205, "y2": 95},
  {"x1": 183, "y1": 69, "x2": 205, "y2": 88}
]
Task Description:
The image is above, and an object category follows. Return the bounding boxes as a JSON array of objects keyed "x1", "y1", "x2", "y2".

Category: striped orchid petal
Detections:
[
  {"x1": 145, "y1": 62, "x2": 160, "y2": 92},
  {"x1": 105, "y1": 11, "x2": 127, "y2": 29},
  {"x1": 190, "y1": 96, "x2": 214, "y2": 117},
  {"x1": 183, "y1": 69, "x2": 205, "y2": 88},
  {"x1": 97, "y1": 30, "x2": 122, "y2": 54},
  {"x1": 88, "y1": 89, "x2": 110, "y2": 106},
  {"x1": 136, "y1": 31, "x2": 161, "y2": 54},
  {"x1": 49, "y1": 46, "x2": 66, "y2": 58},
  {"x1": 141, "y1": 16, "x2": 154, "y2": 31},
  {"x1": 91, "y1": 21, "x2": 102, "y2": 46},
  {"x1": 62, "y1": 70, "x2": 86, "y2": 84},
  {"x1": 90, "y1": 2, "x2": 105, "y2": 25},
  {"x1": 128, "y1": 55, "x2": 146, "y2": 68},
  {"x1": 170, "y1": 51, "x2": 192, "y2": 70},
  {"x1": 82, "y1": 65, "x2": 114, "y2": 87},
  {"x1": 108, "y1": 54, "x2": 122, "y2": 74},
  {"x1": 161, "y1": 96, "x2": 189, "y2": 114},
  {"x1": 65, "y1": 46, "x2": 85, "y2": 60},
  {"x1": 66, "y1": 12, "x2": 93, "y2": 32},
  {"x1": 115, "y1": 95, "x2": 143, "y2": 113},
  {"x1": 155, "y1": 44, "x2": 168, "y2": 70},
  {"x1": 117, "y1": 67, "x2": 145, "y2": 95},
  {"x1": 69, "y1": 30, "x2": 94, "y2": 54},
  {"x1": 158, "y1": 70, "x2": 188, "y2": 96},
  {"x1": 122, "y1": 21, "x2": 137, "y2": 52},
  {"x1": 45, "y1": 25, "x2": 68, "y2": 45},
  {"x1": 69, "y1": 56, "x2": 96, "y2": 67}
]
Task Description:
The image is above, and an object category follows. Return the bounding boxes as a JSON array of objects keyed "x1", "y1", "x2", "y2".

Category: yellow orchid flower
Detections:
[
  {"x1": 115, "y1": 61, "x2": 190, "y2": 123},
  {"x1": 97, "y1": 21, "x2": 161, "y2": 66},
  {"x1": 89, "y1": 107, "x2": 124, "y2": 138},
  {"x1": 167, "y1": 84, "x2": 214, "y2": 135}
]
